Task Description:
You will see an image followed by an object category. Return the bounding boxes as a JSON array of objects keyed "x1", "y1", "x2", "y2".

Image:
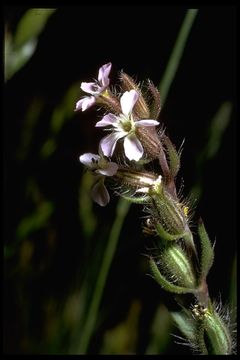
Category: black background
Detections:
[{"x1": 4, "y1": 6, "x2": 236, "y2": 354}]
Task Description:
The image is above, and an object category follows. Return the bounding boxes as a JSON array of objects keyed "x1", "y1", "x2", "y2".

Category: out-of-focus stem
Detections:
[
  {"x1": 159, "y1": 9, "x2": 198, "y2": 106},
  {"x1": 77, "y1": 199, "x2": 130, "y2": 354}
]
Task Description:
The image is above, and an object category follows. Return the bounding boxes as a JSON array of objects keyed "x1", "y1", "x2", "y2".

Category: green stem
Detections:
[
  {"x1": 77, "y1": 199, "x2": 130, "y2": 353},
  {"x1": 159, "y1": 9, "x2": 198, "y2": 106}
]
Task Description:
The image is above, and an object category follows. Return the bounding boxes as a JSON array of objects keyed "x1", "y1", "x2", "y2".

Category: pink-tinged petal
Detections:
[
  {"x1": 95, "y1": 113, "x2": 118, "y2": 127},
  {"x1": 91, "y1": 179, "x2": 110, "y2": 206},
  {"x1": 100, "y1": 132, "x2": 125, "y2": 157},
  {"x1": 80, "y1": 96, "x2": 96, "y2": 111},
  {"x1": 120, "y1": 90, "x2": 139, "y2": 116},
  {"x1": 79, "y1": 153, "x2": 100, "y2": 168},
  {"x1": 75, "y1": 98, "x2": 85, "y2": 111},
  {"x1": 123, "y1": 134, "x2": 144, "y2": 161},
  {"x1": 75, "y1": 97, "x2": 95, "y2": 112},
  {"x1": 98, "y1": 144, "x2": 105, "y2": 158},
  {"x1": 81, "y1": 82, "x2": 100, "y2": 94},
  {"x1": 135, "y1": 119, "x2": 160, "y2": 127},
  {"x1": 96, "y1": 161, "x2": 118, "y2": 176},
  {"x1": 98, "y1": 62, "x2": 112, "y2": 87}
]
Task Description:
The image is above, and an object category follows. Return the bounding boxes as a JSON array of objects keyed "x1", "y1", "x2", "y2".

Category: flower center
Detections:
[
  {"x1": 119, "y1": 115, "x2": 134, "y2": 133},
  {"x1": 91, "y1": 157, "x2": 99, "y2": 170},
  {"x1": 101, "y1": 89, "x2": 109, "y2": 98}
]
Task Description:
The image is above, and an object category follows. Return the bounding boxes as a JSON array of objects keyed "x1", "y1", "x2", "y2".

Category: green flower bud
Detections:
[
  {"x1": 160, "y1": 243, "x2": 197, "y2": 289},
  {"x1": 150, "y1": 185, "x2": 190, "y2": 241},
  {"x1": 194, "y1": 304, "x2": 233, "y2": 355},
  {"x1": 149, "y1": 243, "x2": 197, "y2": 294}
]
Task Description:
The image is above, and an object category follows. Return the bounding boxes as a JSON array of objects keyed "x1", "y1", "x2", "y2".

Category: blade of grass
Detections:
[
  {"x1": 78, "y1": 9, "x2": 199, "y2": 354},
  {"x1": 77, "y1": 199, "x2": 130, "y2": 353},
  {"x1": 190, "y1": 101, "x2": 232, "y2": 201},
  {"x1": 159, "y1": 9, "x2": 198, "y2": 106}
]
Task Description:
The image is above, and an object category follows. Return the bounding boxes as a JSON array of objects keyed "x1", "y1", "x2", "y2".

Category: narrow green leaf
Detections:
[
  {"x1": 40, "y1": 83, "x2": 80, "y2": 158},
  {"x1": 17, "y1": 98, "x2": 44, "y2": 161},
  {"x1": 79, "y1": 172, "x2": 97, "y2": 238},
  {"x1": 190, "y1": 102, "x2": 232, "y2": 203},
  {"x1": 206, "y1": 102, "x2": 232, "y2": 159},
  {"x1": 198, "y1": 220, "x2": 214, "y2": 281},
  {"x1": 40, "y1": 138, "x2": 57, "y2": 158},
  {"x1": 76, "y1": 199, "x2": 131, "y2": 353},
  {"x1": 159, "y1": 9, "x2": 198, "y2": 106},
  {"x1": 16, "y1": 201, "x2": 54, "y2": 240},
  {"x1": 5, "y1": 9, "x2": 56, "y2": 81},
  {"x1": 14, "y1": 8, "x2": 56, "y2": 48},
  {"x1": 145, "y1": 304, "x2": 171, "y2": 354},
  {"x1": 171, "y1": 311, "x2": 196, "y2": 342},
  {"x1": 4, "y1": 36, "x2": 37, "y2": 81},
  {"x1": 162, "y1": 135, "x2": 180, "y2": 178},
  {"x1": 50, "y1": 83, "x2": 80, "y2": 135}
]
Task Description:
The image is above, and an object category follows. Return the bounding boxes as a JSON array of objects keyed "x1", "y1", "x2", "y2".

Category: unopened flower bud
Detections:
[
  {"x1": 160, "y1": 243, "x2": 197, "y2": 289},
  {"x1": 115, "y1": 168, "x2": 160, "y2": 193},
  {"x1": 195, "y1": 305, "x2": 233, "y2": 355},
  {"x1": 119, "y1": 72, "x2": 150, "y2": 119},
  {"x1": 149, "y1": 186, "x2": 190, "y2": 241},
  {"x1": 149, "y1": 244, "x2": 197, "y2": 294},
  {"x1": 98, "y1": 89, "x2": 122, "y2": 114},
  {"x1": 147, "y1": 80, "x2": 161, "y2": 120},
  {"x1": 135, "y1": 125, "x2": 163, "y2": 160}
]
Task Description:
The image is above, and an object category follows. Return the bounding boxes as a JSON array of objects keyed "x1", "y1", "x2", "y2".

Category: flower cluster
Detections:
[
  {"x1": 76, "y1": 63, "x2": 235, "y2": 355},
  {"x1": 76, "y1": 62, "x2": 161, "y2": 205}
]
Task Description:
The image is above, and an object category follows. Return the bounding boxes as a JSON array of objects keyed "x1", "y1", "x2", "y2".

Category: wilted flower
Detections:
[
  {"x1": 79, "y1": 150, "x2": 118, "y2": 206},
  {"x1": 75, "y1": 62, "x2": 112, "y2": 111},
  {"x1": 96, "y1": 90, "x2": 159, "y2": 161}
]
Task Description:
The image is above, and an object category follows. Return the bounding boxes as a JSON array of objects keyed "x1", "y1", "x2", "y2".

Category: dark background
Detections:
[{"x1": 4, "y1": 6, "x2": 236, "y2": 354}]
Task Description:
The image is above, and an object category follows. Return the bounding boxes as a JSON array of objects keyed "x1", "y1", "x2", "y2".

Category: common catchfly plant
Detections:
[{"x1": 76, "y1": 63, "x2": 236, "y2": 355}]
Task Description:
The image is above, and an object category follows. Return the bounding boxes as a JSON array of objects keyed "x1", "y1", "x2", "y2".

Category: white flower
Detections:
[
  {"x1": 96, "y1": 90, "x2": 159, "y2": 161},
  {"x1": 75, "y1": 62, "x2": 112, "y2": 111},
  {"x1": 79, "y1": 150, "x2": 118, "y2": 206}
]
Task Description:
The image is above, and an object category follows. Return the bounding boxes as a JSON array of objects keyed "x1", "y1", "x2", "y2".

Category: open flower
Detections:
[
  {"x1": 79, "y1": 150, "x2": 118, "y2": 206},
  {"x1": 75, "y1": 62, "x2": 112, "y2": 111},
  {"x1": 96, "y1": 90, "x2": 159, "y2": 161}
]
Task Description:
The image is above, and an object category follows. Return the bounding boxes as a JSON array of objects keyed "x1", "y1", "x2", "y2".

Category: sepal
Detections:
[{"x1": 198, "y1": 219, "x2": 214, "y2": 281}]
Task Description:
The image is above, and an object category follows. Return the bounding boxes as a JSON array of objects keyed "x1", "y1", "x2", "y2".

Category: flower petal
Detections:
[
  {"x1": 76, "y1": 96, "x2": 96, "y2": 111},
  {"x1": 98, "y1": 62, "x2": 112, "y2": 87},
  {"x1": 135, "y1": 119, "x2": 160, "y2": 127},
  {"x1": 81, "y1": 82, "x2": 100, "y2": 94},
  {"x1": 120, "y1": 90, "x2": 139, "y2": 116},
  {"x1": 96, "y1": 161, "x2": 118, "y2": 176},
  {"x1": 95, "y1": 113, "x2": 118, "y2": 127},
  {"x1": 123, "y1": 134, "x2": 143, "y2": 161},
  {"x1": 91, "y1": 179, "x2": 110, "y2": 206},
  {"x1": 79, "y1": 153, "x2": 100, "y2": 168},
  {"x1": 100, "y1": 132, "x2": 125, "y2": 157},
  {"x1": 75, "y1": 98, "x2": 85, "y2": 111}
]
